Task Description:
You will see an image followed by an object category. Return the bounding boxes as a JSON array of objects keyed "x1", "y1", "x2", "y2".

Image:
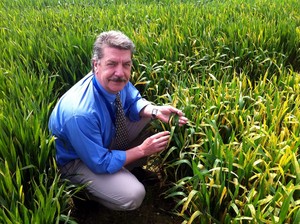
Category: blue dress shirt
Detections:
[{"x1": 48, "y1": 72, "x2": 150, "y2": 174}]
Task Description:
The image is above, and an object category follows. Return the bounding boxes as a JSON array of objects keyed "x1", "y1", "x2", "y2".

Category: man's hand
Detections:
[
  {"x1": 140, "y1": 104, "x2": 189, "y2": 126},
  {"x1": 140, "y1": 131, "x2": 170, "y2": 156},
  {"x1": 125, "y1": 131, "x2": 170, "y2": 165},
  {"x1": 155, "y1": 105, "x2": 188, "y2": 126}
]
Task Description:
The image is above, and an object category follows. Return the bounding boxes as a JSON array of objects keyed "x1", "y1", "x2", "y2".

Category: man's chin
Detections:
[{"x1": 109, "y1": 83, "x2": 126, "y2": 93}]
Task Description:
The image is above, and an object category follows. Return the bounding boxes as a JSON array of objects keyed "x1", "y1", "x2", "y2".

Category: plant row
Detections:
[{"x1": 0, "y1": 0, "x2": 300, "y2": 223}]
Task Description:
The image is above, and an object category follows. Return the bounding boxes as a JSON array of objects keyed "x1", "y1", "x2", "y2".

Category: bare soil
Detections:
[{"x1": 71, "y1": 184, "x2": 183, "y2": 224}]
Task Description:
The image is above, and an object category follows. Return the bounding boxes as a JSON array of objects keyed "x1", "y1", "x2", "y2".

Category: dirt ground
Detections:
[{"x1": 70, "y1": 184, "x2": 183, "y2": 224}]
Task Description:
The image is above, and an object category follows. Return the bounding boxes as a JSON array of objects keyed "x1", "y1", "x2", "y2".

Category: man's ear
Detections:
[{"x1": 92, "y1": 60, "x2": 98, "y2": 72}]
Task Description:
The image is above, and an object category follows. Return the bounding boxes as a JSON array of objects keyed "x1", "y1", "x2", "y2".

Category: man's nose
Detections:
[{"x1": 114, "y1": 64, "x2": 124, "y2": 76}]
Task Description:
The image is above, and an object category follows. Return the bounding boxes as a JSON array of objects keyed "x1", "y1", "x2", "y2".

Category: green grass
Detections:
[{"x1": 0, "y1": 0, "x2": 300, "y2": 223}]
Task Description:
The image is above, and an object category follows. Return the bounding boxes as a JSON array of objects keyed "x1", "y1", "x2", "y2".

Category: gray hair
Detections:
[{"x1": 91, "y1": 30, "x2": 135, "y2": 69}]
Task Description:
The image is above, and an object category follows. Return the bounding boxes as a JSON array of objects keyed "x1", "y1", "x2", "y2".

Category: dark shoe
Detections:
[{"x1": 131, "y1": 167, "x2": 160, "y2": 186}]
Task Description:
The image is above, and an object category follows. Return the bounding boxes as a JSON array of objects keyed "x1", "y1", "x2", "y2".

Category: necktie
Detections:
[{"x1": 115, "y1": 93, "x2": 129, "y2": 150}]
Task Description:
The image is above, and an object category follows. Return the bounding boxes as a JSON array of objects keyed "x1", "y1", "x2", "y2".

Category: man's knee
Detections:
[
  {"x1": 118, "y1": 183, "x2": 146, "y2": 210},
  {"x1": 91, "y1": 180, "x2": 146, "y2": 211}
]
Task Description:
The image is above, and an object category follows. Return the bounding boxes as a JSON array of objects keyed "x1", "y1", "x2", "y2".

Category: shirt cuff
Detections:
[
  {"x1": 129, "y1": 98, "x2": 152, "y2": 121},
  {"x1": 106, "y1": 150, "x2": 126, "y2": 174}
]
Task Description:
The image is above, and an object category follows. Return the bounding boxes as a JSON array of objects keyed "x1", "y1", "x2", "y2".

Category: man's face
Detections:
[{"x1": 94, "y1": 47, "x2": 132, "y2": 94}]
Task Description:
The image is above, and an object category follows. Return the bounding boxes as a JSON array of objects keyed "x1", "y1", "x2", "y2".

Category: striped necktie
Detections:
[{"x1": 115, "y1": 93, "x2": 129, "y2": 150}]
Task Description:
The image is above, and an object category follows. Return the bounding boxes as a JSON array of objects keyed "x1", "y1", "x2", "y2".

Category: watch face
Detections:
[{"x1": 152, "y1": 108, "x2": 158, "y2": 119}]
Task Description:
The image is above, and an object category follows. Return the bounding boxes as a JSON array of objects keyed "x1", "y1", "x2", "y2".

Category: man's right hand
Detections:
[
  {"x1": 140, "y1": 131, "x2": 170, "y2": 156},
  {"x1": 124, "y1": 131, "x2": 170, "y2": 166}
]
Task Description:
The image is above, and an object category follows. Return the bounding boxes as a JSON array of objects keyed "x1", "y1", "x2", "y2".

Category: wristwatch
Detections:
[{"x1": 151, "y1": 108, "x2": 158, "y2": 120}]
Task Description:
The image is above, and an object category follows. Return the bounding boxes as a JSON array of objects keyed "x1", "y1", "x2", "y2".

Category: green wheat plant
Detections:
[{"x1": 1, "y1": 0, "x2": 300, "y2": 223}]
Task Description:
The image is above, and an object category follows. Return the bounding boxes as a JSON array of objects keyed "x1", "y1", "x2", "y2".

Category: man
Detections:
[{"x1": 48, "y1": 30, "x2": 188, "y2": 211}]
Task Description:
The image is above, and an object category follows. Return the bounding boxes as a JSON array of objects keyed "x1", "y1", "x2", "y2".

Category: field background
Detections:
[{"x1": 1, "y1": 0, "x2": 300, "y2": 223}]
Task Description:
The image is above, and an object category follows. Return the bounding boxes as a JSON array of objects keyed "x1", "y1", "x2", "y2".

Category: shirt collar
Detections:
[{"x1": 93, "y1": 75, "x2": 117, "y2": 102}]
